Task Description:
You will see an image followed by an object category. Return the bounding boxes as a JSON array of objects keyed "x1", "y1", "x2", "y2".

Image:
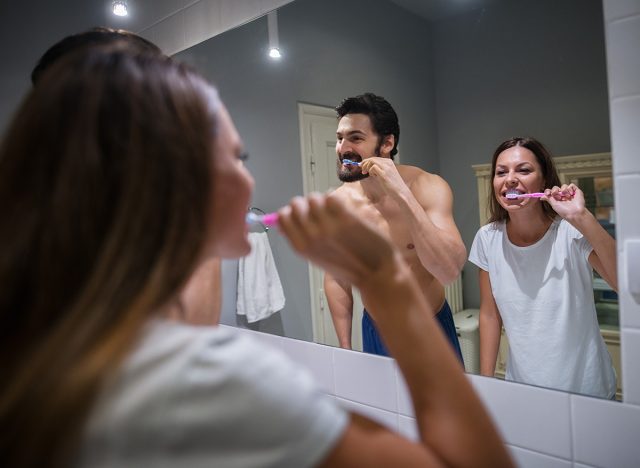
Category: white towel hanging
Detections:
[{"x1": 236, "y1": 232, "x2": 285, "y2": 323}]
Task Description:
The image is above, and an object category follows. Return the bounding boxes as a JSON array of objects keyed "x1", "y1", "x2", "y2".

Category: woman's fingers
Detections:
[{"x1": 277, "y1": 193, "x2": 397, "y2": 285}]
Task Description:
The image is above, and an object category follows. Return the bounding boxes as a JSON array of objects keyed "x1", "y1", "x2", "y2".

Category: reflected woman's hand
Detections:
[
  {"x1": 277, "y1": 193, "x2": 398, "y2": 289},
  {"x1": 541, "y1": 183, "x2": 588, "y2": 221}
]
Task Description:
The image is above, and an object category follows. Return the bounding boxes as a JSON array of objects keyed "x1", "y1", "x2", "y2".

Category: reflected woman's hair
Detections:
[
  {"x1": 0, "y1": 46, "x2": 220, "y2": 467},
  {"x1": 488, "y1": 136, "x2": 562, "y2": 223}
]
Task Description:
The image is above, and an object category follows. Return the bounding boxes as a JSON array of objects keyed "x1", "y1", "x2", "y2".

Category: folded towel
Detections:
[{"x1": 236, "y1": 232, "x2": 285, "y2": 323}]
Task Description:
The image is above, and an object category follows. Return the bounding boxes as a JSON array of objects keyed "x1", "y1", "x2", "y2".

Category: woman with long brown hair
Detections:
[
  {"x1": 0, "y1": 45, "x2": 512, "y2": 467},
  {"x1": 470, "y1": 137, "x2": 617, "y2": 398}
]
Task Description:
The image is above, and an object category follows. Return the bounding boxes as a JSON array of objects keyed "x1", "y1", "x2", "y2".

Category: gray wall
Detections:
[
  {"x1": 0, "y1": 0, "x2": 133, "y2": 134},
  {"x1": 176, "y1": 0, "x2": 437, "y2": 340},
  {"x1": 432, "y1": 0, "x2": 610, "y2": 308}
]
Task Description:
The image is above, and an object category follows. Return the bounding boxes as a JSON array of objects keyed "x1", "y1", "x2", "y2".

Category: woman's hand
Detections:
[
  {"x1": 277, "y1": 193, "x2": 399, "y2": 289},
  {"x1": 541, "y1": 183, "x2": 588, "y2": 221}
]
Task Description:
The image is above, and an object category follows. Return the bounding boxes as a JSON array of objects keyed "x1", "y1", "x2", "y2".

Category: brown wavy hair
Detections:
[
  {"x1": 487, "y1": 137, "x2": 562, "y2": 223},
  {"x1": 0, "y1": 46, "x2": 220, "y2": 467}
]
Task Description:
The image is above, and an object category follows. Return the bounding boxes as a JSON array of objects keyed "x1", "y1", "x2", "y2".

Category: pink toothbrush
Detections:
[
  {"x1": 506, "y1": 192, "x2": 545, "y2": 199},
  {"x1": 246, "y1": 211, "x2": 279, "y2": 227}
]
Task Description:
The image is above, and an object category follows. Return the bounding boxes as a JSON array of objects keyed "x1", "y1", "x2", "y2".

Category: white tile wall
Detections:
[
  {"x1": 239, "y1": 326, "x2": 640, "y2": 466},
  {"x1": 397, "y1": 415, "x2": 419, "y2": 441},
  {"x1": 610, "y1": 98, "x2": 640, "y2": 175},
  {"x1": 621, "y1": 329, "x2": 640, "y2": 404},
  {"x1": 279, "y1": 337, "x2": 335, "y2": 394},
  {"x1": 468, "y1": 374, "x2": 572, "y2": 459},
  {"x1": 394, "y1": 362, "x2": 414, "y2": 417},
  {"x1": 508, "y1": 445, "x2": 572, "y2": 468},
  {"x1": 203, "y1": 0, "x2": 640, "y2": 466},
  {"x1": 572, "y1": 395, "x2": 640, "y2": 467},
  {"x1": 604, "y1": 15, "x2": 640, "y2": 98},
  {"x1": 332, "y1": 347, "x2": 398, "y2": 412},
  {"x1": 603, "y1": 0, "x2": 640, "y2": 22},
  {"x1": 335, "y1": 397, "x2": 399, "y2": 432},
  {"x1": 615, "y1": 175, "x2": 640, "y2": 331}
]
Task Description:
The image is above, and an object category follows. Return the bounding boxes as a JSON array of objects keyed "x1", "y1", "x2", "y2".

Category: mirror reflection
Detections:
[{"x1": 175, "y1": 0, "x2": 618, "y2": 398}]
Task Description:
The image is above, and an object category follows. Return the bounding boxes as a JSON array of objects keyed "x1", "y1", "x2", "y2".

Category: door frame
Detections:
[{"x1": 298, "y1": 102, "x2": 337, "y2": 345}]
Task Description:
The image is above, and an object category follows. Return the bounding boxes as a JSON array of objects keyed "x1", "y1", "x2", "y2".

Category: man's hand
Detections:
[{"x1": 360, "y1": 157, "x2": 410, "y2": 201}]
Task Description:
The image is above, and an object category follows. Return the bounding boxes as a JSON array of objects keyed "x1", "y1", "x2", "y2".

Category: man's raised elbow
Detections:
[{"x1": 440, "y1": 251, "x2": 466, "y2": 286}]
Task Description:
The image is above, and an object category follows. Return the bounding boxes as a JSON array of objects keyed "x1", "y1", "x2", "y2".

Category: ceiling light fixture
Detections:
[
  {"x1": 267, "y1": 11, "x2": 281, "y2": 60},
  {"x1": 112, "y1": 1, "x2": 128, "y2": 17}
]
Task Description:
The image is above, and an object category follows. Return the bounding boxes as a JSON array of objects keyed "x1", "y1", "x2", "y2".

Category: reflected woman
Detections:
[
  {"x1": 0, "y1": 47, "x2": 513, "y2": 467},
  {"x1": 469, "y1": 137, "x2": 617, "y2": 398}
]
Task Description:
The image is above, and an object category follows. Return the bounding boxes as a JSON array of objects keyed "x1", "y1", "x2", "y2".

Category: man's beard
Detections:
[{"x1": 336, "y1": 145, "x2": 381, "y2": 183}]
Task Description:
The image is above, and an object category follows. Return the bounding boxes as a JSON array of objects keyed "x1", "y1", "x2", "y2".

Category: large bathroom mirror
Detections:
[
  {"x1": 174, "y1": 0, "x2": 618, "y2": 399},
  {"x1": 0, "y1": 0, "x2": 618, "y2": 400}
]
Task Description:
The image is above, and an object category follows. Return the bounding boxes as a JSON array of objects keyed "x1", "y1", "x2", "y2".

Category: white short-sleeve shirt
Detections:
[
  {"x1": 469, "y1": 218, "x2": 616, "y2": 398},
  {"x1": 77, "y1": 321, "x2": 348, "y2": 467}
]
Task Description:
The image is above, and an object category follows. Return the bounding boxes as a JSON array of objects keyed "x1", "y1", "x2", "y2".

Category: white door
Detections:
[{"x1": 298, "y1": 103, "x2": 364, "y2": 351}]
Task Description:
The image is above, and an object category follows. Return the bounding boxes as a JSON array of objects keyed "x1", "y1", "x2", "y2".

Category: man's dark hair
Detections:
[
  {"x1": 335, "y1": 92, "x2": 400, "y2": 159},
  {"x1": 31, "y1": 27, "x2": 162, "y2": 85}
]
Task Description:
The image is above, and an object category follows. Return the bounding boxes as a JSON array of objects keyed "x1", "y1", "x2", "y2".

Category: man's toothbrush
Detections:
[
  {"x1": 506, "y1": 192, "x2": 545, "y2": 199},
  {"x1": 246, "y1": 211, "x2": 279, "y2": 227},
  {"x1": 342, "y1": 158, "x2": 361, "y2": 166}
]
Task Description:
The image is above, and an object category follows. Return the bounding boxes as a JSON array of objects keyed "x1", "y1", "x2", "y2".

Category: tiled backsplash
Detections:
[{"x1": 231, "y1": 325, "x2": 640, "y2": 467}]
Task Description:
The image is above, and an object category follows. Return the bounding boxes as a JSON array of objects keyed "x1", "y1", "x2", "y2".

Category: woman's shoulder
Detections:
[
  {"x1": 82, "y1": 321, "x2": 347, "y2": 467},
  {"x1": 131, "y1": 321, "x2": 289, "y2": 382}
]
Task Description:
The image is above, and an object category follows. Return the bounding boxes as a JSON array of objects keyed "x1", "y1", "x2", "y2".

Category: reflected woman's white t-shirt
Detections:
[{"x1": 469, "y1": 218, "x2": 616, "y2": 399}]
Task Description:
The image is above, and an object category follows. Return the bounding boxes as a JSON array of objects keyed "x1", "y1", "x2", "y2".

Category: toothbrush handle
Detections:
[
  {"x1": 261, "y1": 213, "x2": 279, "y2": 226},
  {"x1": 521, "y1": 192, "x2": 545, "y2": 198}
]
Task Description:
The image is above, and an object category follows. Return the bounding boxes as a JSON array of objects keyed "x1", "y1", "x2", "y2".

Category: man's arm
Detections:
[
  {"x1": 323, "y1": 272, "x2": 354, "y2": 349},
  {"x1": 361, "y1": 158, "x2": 466, "y2": 285}
]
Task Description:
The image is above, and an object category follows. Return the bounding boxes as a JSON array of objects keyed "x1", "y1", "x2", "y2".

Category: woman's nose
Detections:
[{"x1": 505, "y1": 170, "x2": 518, "y2": 185}]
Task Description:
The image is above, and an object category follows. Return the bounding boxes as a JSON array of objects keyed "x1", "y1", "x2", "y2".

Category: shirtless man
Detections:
[{"x1": 324, "y1": 93, "x2": 466, "y2": 360}]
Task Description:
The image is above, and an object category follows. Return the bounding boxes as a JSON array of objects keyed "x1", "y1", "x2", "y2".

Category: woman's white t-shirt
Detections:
[
  {"x1": 77, "y1": 321, "x2": 348, "y2": 467},
  {"x1": 469, "y1": 218, "x2": 616, "y2": 398}
]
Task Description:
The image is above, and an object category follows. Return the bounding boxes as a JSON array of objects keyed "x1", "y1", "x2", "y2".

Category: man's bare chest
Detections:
[{"x1": 367, "y1": 199, "x2": 418, "y2": 255}]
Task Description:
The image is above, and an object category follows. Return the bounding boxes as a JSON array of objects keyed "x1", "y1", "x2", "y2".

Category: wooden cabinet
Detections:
[{"x1": 472, "y1": 153, "x2": 621, "y2": 399}]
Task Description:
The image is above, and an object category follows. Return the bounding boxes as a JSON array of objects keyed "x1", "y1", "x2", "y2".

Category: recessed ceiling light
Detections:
[
  {"x1": 269, "y1": 47, "x2": 282, "y2": 59},
  {"x1": 112, "y1": 1, "x2": 128, "y2": 17}
]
